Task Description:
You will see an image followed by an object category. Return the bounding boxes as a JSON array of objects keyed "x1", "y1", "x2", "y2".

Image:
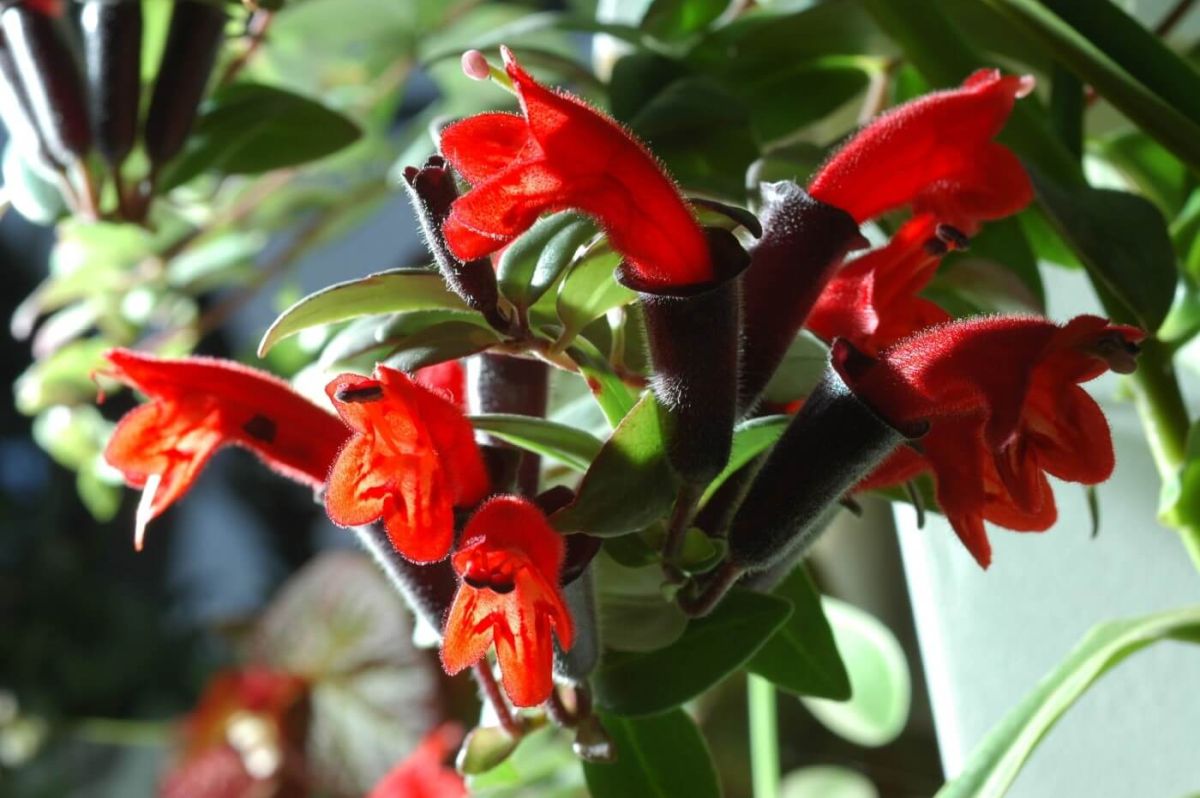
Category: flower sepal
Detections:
[
  {"x1": 625, "y1": 226, "x2": 750, "y2": 486},
  {"x1": 728, "y1": 358, "x2": 923, "y2": 571},
  {"x1": 740, "y1": 181, "x2": 869, "y2": 412}
]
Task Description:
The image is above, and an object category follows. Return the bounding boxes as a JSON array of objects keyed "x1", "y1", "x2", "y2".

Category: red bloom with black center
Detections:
[
  {"x1": 102, "y1": 349, "x2": 348, "y2": 551},
  {"x1": 807, "y1": 214, "x2": 959, "y2": 356},
  {"x1": 368, "y1": 724, "x2": 466, "y2": 798},
  {"x1": 439, "y1": 46, "x2": 712, "y2": 291},
  {"x1": 324, "y1": 365, "x2": 489, "y2": 564},
  {"x1": 808, "y1": 69, "x2": 1035, "y2": 234},
  {"x1": 839, "y1": 315, "x2": 1143, "y2": 567},
  {"x1": 440, "y1": 496, "x2": 574, "y2": 707}
]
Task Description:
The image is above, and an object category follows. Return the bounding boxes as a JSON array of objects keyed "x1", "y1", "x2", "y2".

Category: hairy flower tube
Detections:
[
  {"x1": 838, "y1": 314, "x2": 1143, "y2": 567},
  {"x1": 441, "y1": 496, "x2": 574, "y2": 708},
  {"x1": 807, "y1": 214, "x2": 959, "y2": 355},
  {"x1": 440, "y1": 46, "x2": 748, "y2": 484},
  {"x1": 439, "y1": 46, "x2": 712, "y2": 292},
  {"x1": 368, "y1": 724, "x2": 466, "y2": 798},
  {"x1": 101, "y1": 348, "x2": 348, "y2": 551},
  {"x1": 740, "y1": 70, "x2": 1034, "y2": 411},
  {"x1": 808, "y1": 69, "x2": 1035, "y2": 233},
  {"x1": 325, "y1": 365, "x2": 490, "y2": 564}
]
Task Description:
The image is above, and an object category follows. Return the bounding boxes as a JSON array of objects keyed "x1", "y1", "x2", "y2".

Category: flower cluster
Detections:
[
  {"x1": 101, "y1": 352, "x2": 574, "y2": 712},
  {"x1": 96, "y1": 43, "x2": 1144, "y2": 782}
]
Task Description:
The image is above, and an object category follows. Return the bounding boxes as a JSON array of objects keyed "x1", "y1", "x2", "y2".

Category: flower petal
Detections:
[{"x1": 440, "y1": 112, "x2": 534, "y2": 184}]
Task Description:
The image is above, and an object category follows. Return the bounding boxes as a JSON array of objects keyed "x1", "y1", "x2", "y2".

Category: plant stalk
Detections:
[{"x1": 748, "y1": 675, "x2": 780, "y2": 798}]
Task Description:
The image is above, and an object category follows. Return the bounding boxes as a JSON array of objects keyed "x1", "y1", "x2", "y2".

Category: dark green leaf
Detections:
[
  {"x1": 738, "y1": 58, "x2": 871, "y2": 145},
  {"x1": 946, "y1": 216, "x2": 1044, "y2": 307},
  {"x1": 583, "y1": 710, "x2": 720, "y2": 798},
  {"x1": 1031, "y1": 172, "x2": 1177, "y2": 330},
  {"x1": 497, "y1": 212, "x2": 596, "y2": 311},
  {"x1": 978, "y1": 0, "x2": 1200, "y2": 173},
  {"x1": 641, "y1": 0, "x2": 727, "y2": 40},
  {"x1": 383, "y1": 320, "x2": 500, "y2": 371},
  {"x1": 593, "y1": 589, "x2": 792, "y2": 716},
  {"x1": 552, "y1": 392, "x2": 678, "y2": 536},
  {"x1": 937, "y1": 606, "x2": 1200, "y2": 798},
  {"x1": 1095, "y1": 130, "x2": 1190, "y2": 217},
  {"x1": 469, "y1": 414, "x2": 602, "y2": 472},
  {"x1": 1042, "y1": 0, "x2": 1200, "y2": 130},
  {"x1": 762, "y1": 331, "x2": 830, "y2": 405},
  {"x1": 160, "y1": 82, "x2": 362, "y2": 190},
  {"x1": 258, "y1": 269, "x2": 469, "y2": 356},
  {"x1": 746, "y1": 567, "x2": 850, "y2": 700}
]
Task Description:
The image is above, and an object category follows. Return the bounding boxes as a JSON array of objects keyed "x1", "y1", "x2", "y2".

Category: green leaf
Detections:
[
  {"x1": 258, "y1": 268, "x2": 469, "y2": 356},
  {"x1": 3, "y1": 144, "x2": 64, "y2": 225},
  {"x1": 700, "y1": 415, "x2": 789, "y2": 505},
  {"x1": 382, "y1": 320, "x2": 499, "y2": 372},
  {"x1": 977, "y1": 0, "x2": 1200, "y2": 174},
  {"x1": 937, "y1": 606, "x2": 1200, "y2": 798},
  {"x1": 800, "y1": 598, "x2": 910, "y2": 748},
  {"x1": 564, "y1": 338, "x2": 637, "y2": 429},
  {"x1": 1030, "y1": 172, "x2": 1177, "y2": 330},
  {"x1": 551, "y1": 392, "x2": 678, "y2": 537},
  {"x1": 781, "y1": 766, "x2": 879, "y2": 798},
  {"x1": 497, "y1": 212, "x2": 596, "y2": 311},
  {"x1": 747, "y1": 568, "x2": 850, "y2": 700},
  {"x1": 555, "y1": 250, "x2": 636, "y2": 349},
  {"x1": 583, "y1": 710, "x2": 720, "y2": 798},
  {"x1": 469, "y1": 414, "x2": 603, "y2": 472},
  {"x1": 593, "y1": 589, "x2": 792, "y2": 716},
  {"x1": 15, "y1": 339, "x2": 111, "y2": 416},
  {"x1": 1041, "y1": 0, "x2": 1200, "y2": 131},
  {"x1": 641, "y1": 0, "x2": 726, "y2": 40},
  {"x1": 159, "y1": 82, "x2": 362, "y2": 190},
  {"x1": 594, "y1": 551, "x2": 690, "y2": 652},
  {"x1": 166, "y1": 231, "x2": 267, "y2": 291},
  {"x1": 1094, "y1": 130, "x2": 1190, "y2": 217},
  {"x1": 737, "y1": 57, "x2": 872, "y2": 146}
]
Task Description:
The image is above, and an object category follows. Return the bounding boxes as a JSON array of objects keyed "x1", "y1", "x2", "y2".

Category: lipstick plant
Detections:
[{"x1": 7, "y1": 1, "x2": 1200, "y2": 797}]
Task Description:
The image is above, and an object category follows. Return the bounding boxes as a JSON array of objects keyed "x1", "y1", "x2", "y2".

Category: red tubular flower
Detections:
[
  {"x1": 440, "y1": 496, "x2": 574, "y2": 707},
  {"x1": 439, "y1": 46, "x2": 712, "y2": 292},
  {"x1": 414, "y1": 360, "x2": 466, "y2": 408},
  {"x1": 368, "y1": 724, "x2": 466, "y2": 798},
  {"x1": 808, "y1": 69, "x2": 1035, "y2": 233},
  {"x1": 807, "y1": 214, "x2": 957, "y2": 355},
  {"x1": 102, "y1": 349, "x2": 348, "y2": 551},
  {"x1": 837, "y1": 315, "x2": 1143, "y2": 567},
  {"x1": 325, "y1": 365, "x2": 489, "y2": 564}
]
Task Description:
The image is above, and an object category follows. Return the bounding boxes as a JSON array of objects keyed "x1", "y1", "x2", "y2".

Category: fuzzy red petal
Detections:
[
  {"x1": 440, "y1": 48, "x2": 711, "y2": 290},
  {"x1": 808, "y1": 69, "x2": 1034, "y2": 228},
  {"x1": 440, "y1": 497, "x2": 573, "y2": 707}
]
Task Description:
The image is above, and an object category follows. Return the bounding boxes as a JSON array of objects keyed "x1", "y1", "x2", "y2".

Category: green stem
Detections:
[
  {"x1": 1130, "y1": 339, "x2": 1190, "y2": 475},
  {"x1": 748, "y1": 675, "x2": 780, "y2": 798}
]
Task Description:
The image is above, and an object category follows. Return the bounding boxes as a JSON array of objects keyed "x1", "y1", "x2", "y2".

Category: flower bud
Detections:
[
  {"x1": 80, "y1": 0, "x2": 142, "y2": 166},
  {"x1": 403, "y1": 156, "x2": 506, "y2": 330},
  {"x1": 0, "y1": 3, "x2": 91, "y2": 164},
  {"x1": 144, "y1": 0, "x2": 225, "y2": 168}
]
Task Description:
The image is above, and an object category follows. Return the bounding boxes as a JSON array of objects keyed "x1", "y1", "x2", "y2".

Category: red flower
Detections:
[
  {"x1": 324, "y1": 365, "x2": 489, "y2": 564},
  {"x1": 807, "y1": 214, "x2": 957, "y2": 355},
  {"x1": 161, "y1": 668, "x2": 309, "y2": 798},
  {"x1": 439, "y1": 46, "x2": 712, "y2": 291},
  {"x1": 102, "y1": 349, "x2": 348, "y2": 551},
  {"x1": 838, "y1": 315, "x2": 1143, "y2": 567},
  {"x1": 808, "y1": 69, "x2": 1035, "y2": 233},
  {"x1": 20, "y1": 0, "x2": 62, "y2": 15},
  {"x1": 414, "y1": 360, "x2": 466, "y2": 408},
  {"x1": 440, "y1": 496, "x2": 574, "y2": 707},
  {"x1": 368, "y1": 724, "x2": 466, "y2": 798}
]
